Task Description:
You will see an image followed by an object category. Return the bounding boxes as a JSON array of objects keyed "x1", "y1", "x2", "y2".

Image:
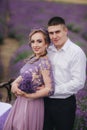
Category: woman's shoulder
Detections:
[
  {"x1": 40, "y1": 55, "x2": 50, "y2": 62},
  {"x1": 39, "y1": 56, "x2": 51, "y2": 69}
]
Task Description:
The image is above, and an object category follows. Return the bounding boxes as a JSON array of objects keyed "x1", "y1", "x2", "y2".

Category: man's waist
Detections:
[
  {"x1": 46, "y1": 94, "x2": 75, "y2": 101},
  {"x1": 49, "y1": 94, "x2": 74, "y2": 99}
]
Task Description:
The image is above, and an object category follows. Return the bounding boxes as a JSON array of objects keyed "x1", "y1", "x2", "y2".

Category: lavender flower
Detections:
[{"x1": 18, "y1": 74, "x2": 35, "y2": 93}]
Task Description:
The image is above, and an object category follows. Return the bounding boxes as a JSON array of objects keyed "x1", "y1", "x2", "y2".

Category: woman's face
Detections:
[{"x1": 30, "y1": 32, "x2": 47, "y2": 57}]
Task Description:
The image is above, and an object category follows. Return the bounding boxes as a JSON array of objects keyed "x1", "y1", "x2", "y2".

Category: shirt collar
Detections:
[
  {"x1": 48, "y1": 38, "x2": 71, "y2": 52},
  {"x1": 62, "y1": 38, "x2": 71, "y2": 51},
  {"x1": 48, "y1": 44, "x2": 57, "y2": 52}
]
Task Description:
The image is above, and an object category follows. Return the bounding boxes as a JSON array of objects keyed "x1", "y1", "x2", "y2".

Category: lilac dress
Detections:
[{"x1": 3, "y1": 56, "x2": 54, "y2": 130}]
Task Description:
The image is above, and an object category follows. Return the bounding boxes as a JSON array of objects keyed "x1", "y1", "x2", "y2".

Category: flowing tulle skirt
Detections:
[{"x1": 3, "y1": 96, "x2": 44, "y2": 130}]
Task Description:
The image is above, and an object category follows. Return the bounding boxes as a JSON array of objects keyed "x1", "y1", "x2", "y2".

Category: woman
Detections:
[{"x1": 3, "y1": 28, "x2": 54, "y2": 130}]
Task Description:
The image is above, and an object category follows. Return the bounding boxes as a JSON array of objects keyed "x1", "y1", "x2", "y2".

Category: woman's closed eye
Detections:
[
  {"x1": 37, "y1": 39, "x2": 43, "y2": 43},
  {"x1": 30, "y1": 40, "x2": 34, "y2": 44},
  {"x1": 31, "y1": 39, "x2": 43, "y2": 44}
]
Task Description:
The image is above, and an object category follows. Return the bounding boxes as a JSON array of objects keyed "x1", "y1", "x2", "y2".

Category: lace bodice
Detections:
[{"x1": 19, "y1": 56, "x2": 54, "y2": 95}]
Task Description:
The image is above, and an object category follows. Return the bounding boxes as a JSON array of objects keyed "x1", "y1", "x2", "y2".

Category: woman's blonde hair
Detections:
[{"x1": 29, "y1": 27, "x2": 50, "y2": 46}]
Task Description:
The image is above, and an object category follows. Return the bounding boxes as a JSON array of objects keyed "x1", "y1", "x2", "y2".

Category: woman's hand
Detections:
[
  {"x1": 22, "y1": 85, "x2": 45, "y2": 99},
  {"x1": 22, "y1": 92, "x2": 31, "y2": 98},
  {"x1": 11, "y1": 82, "x2": 24, "y2": 96},
  {"x1": 36, "y1": 85, "x2": 45, "y2": 91},
  {"x1": 11, "y1": 76, "x2": 25, "y2": 96}
]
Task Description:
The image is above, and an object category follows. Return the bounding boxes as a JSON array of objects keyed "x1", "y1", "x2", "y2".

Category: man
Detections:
[{"x1": 43, "y1": 16, "x2": 86, "y2": 130}]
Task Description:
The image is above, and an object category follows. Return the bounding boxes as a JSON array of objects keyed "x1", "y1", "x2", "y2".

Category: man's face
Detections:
[{"x1": 48, "y1": 25, "x2": 68, "y2": 50}]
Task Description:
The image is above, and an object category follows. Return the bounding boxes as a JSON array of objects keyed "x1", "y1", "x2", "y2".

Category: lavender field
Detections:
[
  {"x1": 0, "y1": 1, "x2": 87, "y2": 48},
  {"x1": 0, "y1": 0, "x2": 87, "y2": 129}
]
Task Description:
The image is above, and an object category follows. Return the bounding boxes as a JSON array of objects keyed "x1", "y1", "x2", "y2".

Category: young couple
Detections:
[{"x1": 3, "y1": 16, "x2": 86, "y2": 130}]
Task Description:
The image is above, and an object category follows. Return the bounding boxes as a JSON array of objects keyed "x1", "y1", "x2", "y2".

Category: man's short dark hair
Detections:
[{"x1": 48, "y1": 16, "x2": 65, "y2": 26}]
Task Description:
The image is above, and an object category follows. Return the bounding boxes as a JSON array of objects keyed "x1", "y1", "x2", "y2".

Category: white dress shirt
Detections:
[{"x1": 47, "y1": 39, "x2": 86, "y2": 99}]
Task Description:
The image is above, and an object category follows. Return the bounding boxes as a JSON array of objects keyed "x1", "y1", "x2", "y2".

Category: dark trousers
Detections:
[{"x1": 43, "y1": 95, "x2": 76, "y2": 130}]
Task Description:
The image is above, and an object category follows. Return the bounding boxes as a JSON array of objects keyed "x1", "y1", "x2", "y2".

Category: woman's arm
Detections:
[
  {"x1": 23, "y1": 58, "x2": 54, "y2": 99},
  {"x1": 11, "y1": 76, "x2": 25, "y2": 96}
]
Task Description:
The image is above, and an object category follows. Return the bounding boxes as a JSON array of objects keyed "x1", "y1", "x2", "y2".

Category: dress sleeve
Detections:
[{"x1": 39, "y1": 57, "x2": 54, "y2": 96}]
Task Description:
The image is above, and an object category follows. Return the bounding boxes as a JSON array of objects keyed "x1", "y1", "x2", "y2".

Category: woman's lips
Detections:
[{"x1": 33, "y1": 48, "x2": 40, "y2": 51}]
